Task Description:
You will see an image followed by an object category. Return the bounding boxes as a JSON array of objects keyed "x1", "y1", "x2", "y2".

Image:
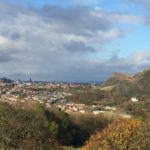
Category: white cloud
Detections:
[
  {"x1": 0, "y1": 36, "x2": 9, "y2": 45},
  {"x1": 0, "y1": 3, "x2": 148, "y2": 81}
]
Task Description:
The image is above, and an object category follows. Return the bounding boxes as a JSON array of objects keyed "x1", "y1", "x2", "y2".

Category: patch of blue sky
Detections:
[
  {"x1": 104, "y1": 24, "x2": 150, "y2": 57},
  {"x1": 2, "y1": 0, "x2": 97, "y2": 7}
]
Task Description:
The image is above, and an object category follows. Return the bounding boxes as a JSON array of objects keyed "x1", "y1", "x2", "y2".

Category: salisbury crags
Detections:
[{"x1": 101, "y1": 68, "x2": 150, "y2": 96}]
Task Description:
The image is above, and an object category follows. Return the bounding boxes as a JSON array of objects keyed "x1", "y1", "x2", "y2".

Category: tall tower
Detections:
[{"x1": 29, "y1": 77, "x2": 32, "y2": 83}]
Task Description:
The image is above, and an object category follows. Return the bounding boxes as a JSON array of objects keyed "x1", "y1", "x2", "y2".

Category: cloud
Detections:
[
  {"x1": 64, "y1": 41, "x2": 96, "y2": 53},
  {"x1": 41, "y1": 5, "x2": 112, "y2": 36},
  {"x1": 0, "y1": 2, "x2": 148, "y2": 81},
  {"x1": 144, "y1": 16, "x2": 150, "y2": 25},
  {"x1": 0, "y1": 52, "x2": 14, "y2": 62},
  {"x1": 107, "y1": 12, "x2": 144, "y2": 24},
  {"x1": 130, "y1": 0, "x2": 150, "y2": 9}
]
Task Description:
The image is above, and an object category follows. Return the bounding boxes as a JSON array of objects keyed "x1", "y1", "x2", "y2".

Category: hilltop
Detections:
[{"x1": 101, "y1": 68, "x2": 150, "y2": 96}]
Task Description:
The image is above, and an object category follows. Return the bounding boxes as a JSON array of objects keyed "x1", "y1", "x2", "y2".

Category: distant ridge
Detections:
[
  {"x1": 101, "y1": 68, "x2": 150, "y2": 96},
  {"x1": 112, "y1": 72, "x2": 130, "y2": 79},
  {"x1": 0, "y1": 78, "x2": 12, "y2": 83}
]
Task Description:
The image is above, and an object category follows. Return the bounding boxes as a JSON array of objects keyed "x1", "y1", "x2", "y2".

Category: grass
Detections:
[{"x1": 63, "y1": 146, "x2": 80, "y2": 150}]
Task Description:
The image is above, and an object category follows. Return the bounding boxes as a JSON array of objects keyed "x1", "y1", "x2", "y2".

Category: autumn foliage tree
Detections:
[
  {"x1": 129, "y1": 120, "x2": 150, "y2": 150},
  {"x1": 82, "y1": 119, "x2": 142, "y2": 150}
]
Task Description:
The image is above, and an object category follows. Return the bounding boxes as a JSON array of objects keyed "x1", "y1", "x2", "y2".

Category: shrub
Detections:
[
  {"x1": 129, "y1": 121, "x2": 150, "y2": 150},
  {"x1": 82, "y1": 119, "x2": 142, "y2": 150},
  {"x1": 0, "y1": 103, "x2": 59, "y2": 150}
]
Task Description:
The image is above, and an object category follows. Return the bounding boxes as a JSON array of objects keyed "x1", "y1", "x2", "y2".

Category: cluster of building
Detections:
[
  {"x1": 57, "y1": 103, "x2": 86, "y2": 113},
  {"x1": 0, "y1": 79, "x2": 137, "y2": 117},
  {"x1": 0, "y1": 82, "x2": 118, "y2": 115},
  {"x1": 0, "y1": 82, "x2": 72, "y2": 106}
]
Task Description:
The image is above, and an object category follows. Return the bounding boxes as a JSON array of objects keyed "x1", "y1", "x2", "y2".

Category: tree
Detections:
[
  {"x1": 0, "y1": 103, "x2": 59, "y2": 150},
  {"x1": 129, "y1": 121, "x2": 150, "y2": 150},
  {"x1": 82, "y1": 119, "x2": 142, "y2": 150}
]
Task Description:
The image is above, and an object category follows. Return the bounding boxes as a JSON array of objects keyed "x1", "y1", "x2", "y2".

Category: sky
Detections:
[{"x1": 0, "y1": 0, "x2": 149, "y2": 81}]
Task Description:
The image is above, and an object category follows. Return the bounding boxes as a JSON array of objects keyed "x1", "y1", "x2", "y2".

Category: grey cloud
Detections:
[
  {"x1": 2, "y1": 32, "x2": 21, "y2": 41},
  {"x1": 64, "y1": 41, "x2": 96, "y2": 53},
  {"x1": 0, "y1": 52, "x2": 13, "y2": 62},
  {"x1": 0, "y1": 3, "x2": 147, "y2": 81},
  {"x1": 0, "y1": 48, "x2": 18, "y2": 63},
  {"x1": 54, "y1": 51, "x2": 150, "y2": 81},
  {"x1": 41, "y1": 5, "x2": 112, "y2": 36},
  {"x1": 144, "y1": 16, "x2": 150, "y2": 25}
]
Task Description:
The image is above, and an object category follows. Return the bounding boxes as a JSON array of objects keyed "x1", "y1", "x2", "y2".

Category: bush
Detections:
[
  {"x1": 129, "y1": 121, "x2": 150, "y2": 150},
  {"x1": 46, "y1": 108, "x2": 77, "y2": 146},
  {"x1": 0, "y1": 103, "x2": 59, "y2": 150},
  {"x1": 82, "y1": 119, "x2": 142, "y2": 150}
]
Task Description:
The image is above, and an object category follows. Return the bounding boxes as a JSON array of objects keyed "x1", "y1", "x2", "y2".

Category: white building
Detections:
[
  {"x1": 105, "y1": 106, "x2": 117, "y2": 111},
  {"x1": 93, "y1": 111, "x2": 105, "y2": 115},
  {"x1": 131, "y1": 97, "x2": 139, "y2": 102}
]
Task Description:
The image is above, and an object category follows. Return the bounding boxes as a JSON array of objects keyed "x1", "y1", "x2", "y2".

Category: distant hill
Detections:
[
  {"x1": 101, "y1": 69, "x2": 150, "y2": 96},
  {"x1": 0, "y1": 78, "x2": 12, "y2": 83}
]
